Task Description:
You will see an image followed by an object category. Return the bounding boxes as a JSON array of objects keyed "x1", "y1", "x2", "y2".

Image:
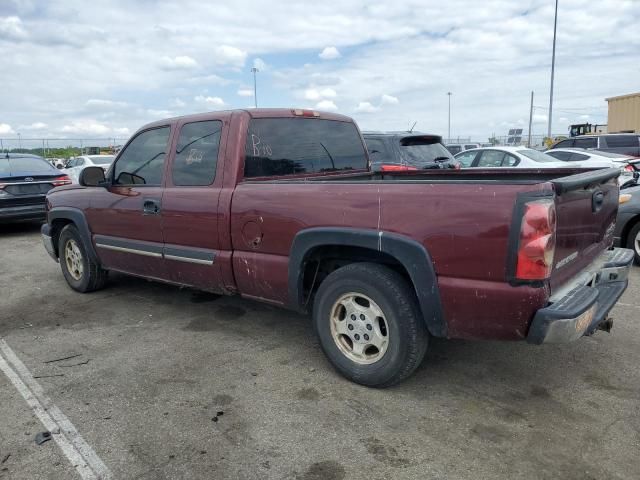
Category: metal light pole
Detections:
[
  {"x1": 547, "y1": 0, "x2": 558, "y2": 140},
  {"x1": 447, "y1": 92, "x2": 452, "y2": 142},
  {"x1": 17, "y1": 133, "x2": 22, "y2": 150},
  {"x1": 527, "y1": 91, "x2": 534, "y2": 147},
  {"x1": 251, "y1": 67, "x2": 259, "y2": 108}
]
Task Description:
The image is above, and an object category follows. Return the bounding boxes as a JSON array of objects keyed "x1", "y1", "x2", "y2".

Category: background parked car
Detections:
[
  {"x1": 454, "y1": 146, "x2": 567, "y2": 168},
  {"x1": 0, "y1": 153, "x2": 71, "y2": 222},
  {"x1": 545, "y1": 148, "x2": 638, "y2": 184},
  {"x1": 363, "y1": 132, "x2": 457, "y2": 171},
  {"x1": 616, "y1": 179, "x2": 640, "y2": 264},
  {"x1": 62, "y1": 154, "x2": 115, "y2": 183},
  {"x1": 445, "y1": 143, "x2": 480, "y2": 155},
  {"x1": 548, "y1": 133, "x2": 640, "y2": 157}
]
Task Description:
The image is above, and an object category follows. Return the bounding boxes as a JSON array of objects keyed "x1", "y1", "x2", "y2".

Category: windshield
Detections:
[
  {"x1": 517, "y1": 149, "x2": 558, "y2": 163},
  {"x1": 89, "y1": 155, "x2": 115, "y2": 165},
  {"x1": 0, "y1": 156, "x2": 54, "y2": 176},
  {"x1": 400, "y1": 142, "x2": 452, "y2": 167}
]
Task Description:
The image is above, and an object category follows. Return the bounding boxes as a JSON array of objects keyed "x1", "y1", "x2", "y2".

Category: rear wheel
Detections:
[
  {"x1": 627, "y1": 222, "x2": 640, "y2": 265},
  {"x1": 313, "y1": 262, "x2": 428, "y2": 387},
  {"x1": 58, "y1": 224, "x2": 108, "y2": 292}
]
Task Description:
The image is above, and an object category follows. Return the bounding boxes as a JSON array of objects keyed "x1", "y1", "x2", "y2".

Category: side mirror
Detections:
[{"x1": 79, "y1": 166, "x2": 106, "y2": 187}]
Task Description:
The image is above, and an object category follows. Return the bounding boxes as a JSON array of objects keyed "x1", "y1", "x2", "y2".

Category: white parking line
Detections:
[{"x1": 0, "y1": 339, "x2": 112, "y2": 480}]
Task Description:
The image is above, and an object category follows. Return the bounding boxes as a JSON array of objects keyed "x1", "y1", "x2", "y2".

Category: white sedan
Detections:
[
  {"x1": 544, "y1": 148, "x2": 637, "y2": 185},
  {"x1": 454, "y1": 146, "x2": 567, "y2": 169},
  {"x1": 62, "y1": 155, "x2": 115, "y2": 183}
]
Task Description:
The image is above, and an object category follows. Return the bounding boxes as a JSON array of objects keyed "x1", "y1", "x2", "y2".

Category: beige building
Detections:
[{"x1": 606, "y1": 92, "x2": 640, "y2": 133}]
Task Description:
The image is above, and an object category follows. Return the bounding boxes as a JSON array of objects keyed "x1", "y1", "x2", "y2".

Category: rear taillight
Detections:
[
  {"x1": 52, "y1": 175, "x2": 72, "y2": 187},
  {"x1": 515, "y1": 198, "x2": 557, "y2": 281},
  {"x1": 380, "y1": 164, "x2": 418, "y2": 172},
  {"x1": 292, "y1": 109, "x2": 320, "y2": 117},
  {"x1": 624, "y1": 164, "x2": 634, "y2": 172}
]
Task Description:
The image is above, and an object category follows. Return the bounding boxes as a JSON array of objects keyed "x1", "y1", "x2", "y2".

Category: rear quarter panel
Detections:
[{"x1": 230, "y1": 180, "x2": 550, "y2": 339}]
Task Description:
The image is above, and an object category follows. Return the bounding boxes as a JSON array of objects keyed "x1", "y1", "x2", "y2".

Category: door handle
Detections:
[{"x1": 143, "y1": 199, "x2": 161, "y2": 215}]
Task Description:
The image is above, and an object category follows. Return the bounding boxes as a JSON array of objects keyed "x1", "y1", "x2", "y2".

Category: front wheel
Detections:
[
  {"x1": 627, "y1": 222, "x2": 640, "y2": 265},
  {"x1": 313, "y1": 262, "x2": 428, "y2": 387},
  {"x1": 58, "y1": 224, "x2": 108, "y2": 292}
]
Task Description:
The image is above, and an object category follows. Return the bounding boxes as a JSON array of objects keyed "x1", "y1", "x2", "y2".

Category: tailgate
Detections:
[{"x1": 549, "y1": 168, "x2": 620, "y2": 294}]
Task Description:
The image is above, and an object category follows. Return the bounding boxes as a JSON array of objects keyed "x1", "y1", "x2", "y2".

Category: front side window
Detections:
[
  {"x1": 172, "y1": 120, "x2": 222, "y2": 186},
  {"x1": 113, "y1": 127, "x2": 170, "y2": 186},
  {"x1": 477, "y1": 150, "x2": 506, "y2": 167},
  {"x1": 244, "y1": 118, "x2": 367, "y2": 178},
  {"x1": 454, "y1": 151, "x2": 477, "y2": 167}
]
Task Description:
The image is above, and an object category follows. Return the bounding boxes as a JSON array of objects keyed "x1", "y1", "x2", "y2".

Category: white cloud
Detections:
[
  {"x1": 215, "y1": 45, "x2": 247, "y2": 66},
  {"x1": 355, "y1": 102, "x2": 379, "y2": 113},
  {"x1": 147, "y1": 109, "x2": 172, "y2": 117},
  {"x1": 194, "y1": 95, "x2": 225, "y2": 107},
  {"x1": 320, "y1": 88, "x2": 337, "y2": 98},
  {"x1": 0, "y1": 16, "x2": 28, "y2": 41},
  {"x1": 170, "y1": 98, "x2": 186, "y2": 108},
  {"x1": 579, "y1": 114, "x2": 590, "y2": 120},
  {"x1": 380, "y1": 94, "x2": 399, "y2": 105},
  {"x1": 85, "y1": 99, "x2": 129, "y2": 109},
  {"x1": 160, "y1": 55, "x2": 198, "y2": 70},
  {"x1": 18, "y1": 122, "x2": 48, "y2": 131},
  {"x1": 316, "y1": 100, "x2": 338, "y2": 111},
  {"x1": 113, "y1": 127, "x2": 130, "y2": 135},
  {"x1": 237, "y1": 88, "x2": 254, "y2": 97},
  {"x1": 253, "y1": 58, "x2": 267, "y2": 71},
  {"x1": 304, "y1": 89, "x2": 321, "y2": 101},
  {"x1": 60, "y1": 121, "x2": 111, "y2": 135},
  {"x1": 532, "y1": 113, "x2": 548, "y2": 124},
  {"x1": 319, "y1": 46, "x2": 341, "y2": 60},
  {"x1": 0, "y1": 123, "x2": 16, "y2": 135}
]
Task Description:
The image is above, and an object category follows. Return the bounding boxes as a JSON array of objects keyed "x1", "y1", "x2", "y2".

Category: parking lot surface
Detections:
[{"x1": 1, "y1": 221, "x2": 639, "y2": 480}]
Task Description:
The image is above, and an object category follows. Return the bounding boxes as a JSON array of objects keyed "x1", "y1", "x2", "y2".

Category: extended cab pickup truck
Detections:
[{"x1": 41, "y1": 108, "x2": 634, "y2": 387}]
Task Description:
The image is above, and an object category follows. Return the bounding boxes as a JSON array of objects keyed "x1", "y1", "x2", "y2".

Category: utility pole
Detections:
[
  {"x1": 547, "y1": 0, "x2": 558, "y2": 140},
  {"x1": 447, "y1": 92, "x2": 452, "y2": 142},
  {"x1": 251, "y1": 67, "x2": 259, "y2": 108},
  {"x1": 527, "y1": 91, "x2": 534, "y2": 147}
]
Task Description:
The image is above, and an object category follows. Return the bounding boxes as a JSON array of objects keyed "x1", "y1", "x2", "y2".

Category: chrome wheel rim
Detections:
[
  {"x1": 65, "y1": 239, "x2": 84, "y2": 281},
  {"x1": 635, "y1": 230, "x2": 640, "y2": 258},
  {"x1": 329, "y1": 293, "x2": 389, "y2": 365}
]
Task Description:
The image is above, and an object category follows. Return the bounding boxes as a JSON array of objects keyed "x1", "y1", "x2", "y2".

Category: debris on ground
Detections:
[
  {"x1": 44, "y1": 353, "x2": 82, "y2": 364},
  {"x1": 35, "y1": 432, "x2": 52, "y2": 445},
  {"x1": 33, "y1": 374, "x2": 65, "y2": 379},
  {"x1": 58, "y1": 359, "x2": 91, "y2": 368},
  {"x1": 1, "y1": 454, "x2": 9, "y2": 464}
]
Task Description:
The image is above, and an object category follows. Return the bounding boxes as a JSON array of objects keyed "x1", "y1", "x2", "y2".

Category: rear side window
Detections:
[
  {"x1": 113, "y1": 127, "x2": 170, "y2": 186},
  {"x1": 604, "y1": 135, "x2": 639, "y2": 148},
  {"x1": 364, "y1": 138, "x2": 391, "y2": 164},
  {"x1": 574, "y1": 137, "x2": 597, "y2": 148},
  {"x1": 477, "y1": 150, "x2": 505, "y2": 167},
  {"x1": 547, "y1": 151, "x2": 572, "y2": 161},
  {"x1": 244, "y1": 118, "x2": 367, "y2": 178},
  {"x1": 569, "y1": 152, "x2": 589, "y2": 161},
  {"x1": 172, "y1": 120, "x2": 222, "y2": 186}
]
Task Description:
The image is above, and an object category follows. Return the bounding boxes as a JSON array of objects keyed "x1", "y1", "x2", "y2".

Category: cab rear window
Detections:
[{"x1": 244, "y1": 118, "x2": 367, "y2": 178}]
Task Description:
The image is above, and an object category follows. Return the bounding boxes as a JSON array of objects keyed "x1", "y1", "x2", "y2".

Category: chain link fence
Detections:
[{"x1": 0, "y1": 137, "x2": 130, "y2": 160}]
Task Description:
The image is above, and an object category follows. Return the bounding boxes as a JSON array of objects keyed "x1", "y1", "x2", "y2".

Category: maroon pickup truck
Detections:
[{"x1": 41, "y1": 108, "x2": 634, "y2": 387}]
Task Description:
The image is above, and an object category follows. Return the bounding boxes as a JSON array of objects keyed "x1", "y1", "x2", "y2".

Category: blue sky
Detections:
[{"x1": 1, "y1": 0, "x2": 639, "y2": 144}]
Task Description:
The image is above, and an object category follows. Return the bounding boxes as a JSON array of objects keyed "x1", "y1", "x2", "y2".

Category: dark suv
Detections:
[
  {"x1": 363, "y1": 132, "x2": 457, "y2": 171},
  {"x1": 549, "y1": 134, "x2": 640, "y2": 157}
]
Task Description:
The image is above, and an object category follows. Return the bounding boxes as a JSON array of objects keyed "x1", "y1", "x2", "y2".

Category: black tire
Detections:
[
  {"x1": 312, "y1": 262, "x2": 428, "y2": 388},
  {"x1": 58, "y1": 224, "x2": 108, "y2": 292},
  {"x1": 626, "y1": 222, "x2": 640, "y2": 265}
]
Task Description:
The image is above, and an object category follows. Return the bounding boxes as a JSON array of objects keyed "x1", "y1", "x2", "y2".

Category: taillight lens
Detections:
[
  {"x1": 51, "y1": 175, "x2": 72, "y2": 187},
  {"x1": 624, "y1": 164, "x2": 634, "y2": 172},
  {"x1": 380, "y1": 164, "x2": 418, "y2": 172},
  {"x1": 515, "y1": 199, "x2": 556, "y2": 280}
]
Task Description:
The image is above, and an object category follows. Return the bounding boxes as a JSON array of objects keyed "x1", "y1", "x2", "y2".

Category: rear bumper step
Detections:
[{"x1": 527, "y1": 248, "x2": 633, "y2": 344}]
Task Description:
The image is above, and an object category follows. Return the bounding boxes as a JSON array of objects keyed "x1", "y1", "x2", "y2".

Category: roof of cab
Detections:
[{"x1": 139, "y1": 108, "x2": 354, "y2": 131}]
